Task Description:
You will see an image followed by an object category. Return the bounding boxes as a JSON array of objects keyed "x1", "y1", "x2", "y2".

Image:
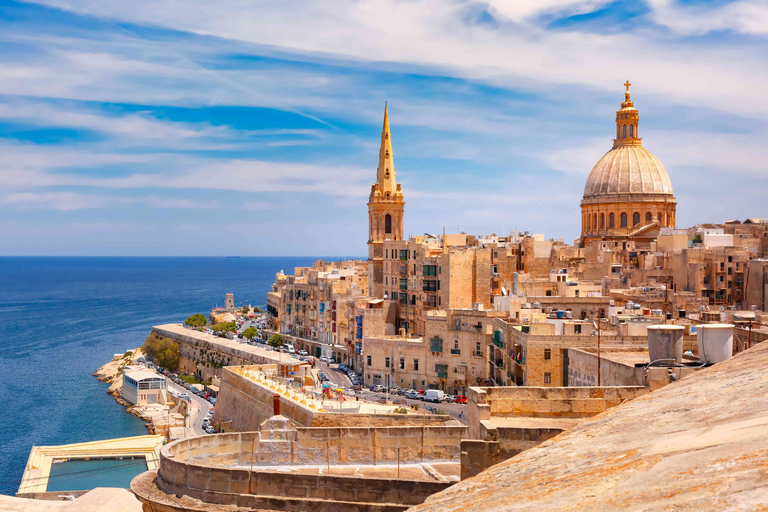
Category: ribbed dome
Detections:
[{"x1": 583, "y1": 144, "x2": 673, "y2": 199}]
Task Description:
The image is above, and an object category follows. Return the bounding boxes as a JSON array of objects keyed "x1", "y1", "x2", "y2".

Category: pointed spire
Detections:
[{"x1": 377, "y1": 103, "x2": 396, "y2": 195}]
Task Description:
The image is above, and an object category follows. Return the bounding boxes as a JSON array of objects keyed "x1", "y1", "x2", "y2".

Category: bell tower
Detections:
[{"x1": 368, "y1": 104, "x2": 405, "y2": 298}]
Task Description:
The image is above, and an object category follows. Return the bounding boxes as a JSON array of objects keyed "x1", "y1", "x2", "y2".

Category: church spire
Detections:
[
  {"x1": 614, "y1": 80, "x2": 640, "y2": 148},
  {"x1": 376, "y1": 103, "x2": 396, "y2": 195}
]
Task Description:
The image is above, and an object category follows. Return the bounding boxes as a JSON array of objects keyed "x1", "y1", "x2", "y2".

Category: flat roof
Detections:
[{"x1": 125, "y1": 369, "x2": 165, "y2": 381}]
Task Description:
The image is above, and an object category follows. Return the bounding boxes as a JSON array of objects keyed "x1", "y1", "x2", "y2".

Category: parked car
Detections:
[
  {"x1": 423, "y1": 389, "x2": 445, "y2": 403},
  {"x1": 455, "y1": 395, "x2": 467, "y2": 404},
  {"x1": 405, "y1": 390, "x2": 420, "y2": 399},
  {"x1": 444, "y1": 395, "x2": 456, "y2": 403},
  {"x1": 373, "y1": 385, "x2": 386, "y2": 393}
]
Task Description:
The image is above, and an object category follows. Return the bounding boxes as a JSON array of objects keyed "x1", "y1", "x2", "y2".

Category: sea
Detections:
[{"x1": 0, "y1": 256, "x2": 335, "y2": 496}]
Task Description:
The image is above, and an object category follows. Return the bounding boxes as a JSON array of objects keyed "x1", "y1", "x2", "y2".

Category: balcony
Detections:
[
  {"x1": 437, "y1": 372, "x2": 448, "y2": 379},
  {"x1": 492, "y1": 338, "x2": 504, "y2": 350},
  {"x1": 450, "y1": 348, "x2": 461, "y2": 355},
  {"x1": 472, "y1": 350, "x2": 483, "y2": 358}
]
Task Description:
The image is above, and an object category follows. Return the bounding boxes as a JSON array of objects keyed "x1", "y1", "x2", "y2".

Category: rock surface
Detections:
[{"x1": 408, "y1": 341, "x2": 768, "y2": 512}]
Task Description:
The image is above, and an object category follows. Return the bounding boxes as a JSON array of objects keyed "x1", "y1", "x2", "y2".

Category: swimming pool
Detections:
[{"x1": 46, "y1": 457, "x2": 148, "y2": 492}]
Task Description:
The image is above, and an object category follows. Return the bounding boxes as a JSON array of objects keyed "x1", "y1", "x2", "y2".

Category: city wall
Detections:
[
  {"x1": 151, "y1": 324, "x2": 280, "y2": 382},
  {"x1": 462, "y1": 385, "x2": 650, "y2": 478},
  {"x1": 567, "y1": 348, "x2": 645, "y2": 386},
  {"x1": 214, "y1": 367, "x2": 455, "y2": 432},
  {"x1": 132, "y1": 421, "x2": 465, "y2": 512}
]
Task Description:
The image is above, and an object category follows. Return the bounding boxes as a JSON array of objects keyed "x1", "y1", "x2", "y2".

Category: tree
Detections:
[
  {"x1": 240, "y1": 305, "x2": 251, "y2": 314},
  {"x1": 252, "y1": 306, "x2": 263, "y2": 313},
  {"x1": 212, "y1": 322, "x2": 236, "y2": 333},
  {"x1": 242, "y1": 326, "x2": 257, "y2": 340},
  {"x1": 184, "y1": 314, "x2": 207, "y2": 328},
  {"x1": 142, "y1": 334, "x2": 180, "y2": 371},
  {"x1": 268, "y1": 333, "x2": 285, "y2": 349}
]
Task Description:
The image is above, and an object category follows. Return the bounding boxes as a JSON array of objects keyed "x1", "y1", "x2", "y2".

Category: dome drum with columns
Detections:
[{"x1": 580, "y1": 82, "x2": 676, "y2": 245}]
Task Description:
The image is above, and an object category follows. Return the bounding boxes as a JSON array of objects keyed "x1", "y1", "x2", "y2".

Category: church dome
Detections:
[{"x1": 583, "y1": 144, "x2": 673, "y2": 200}]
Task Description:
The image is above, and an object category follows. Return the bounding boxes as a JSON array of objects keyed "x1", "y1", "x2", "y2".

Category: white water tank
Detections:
[
  {"x1": 647, "y1": 325, "x2": 685, "y2": 364},
  {"x1": 697, "y1": 324, "x2": 734, "y2": 364}
]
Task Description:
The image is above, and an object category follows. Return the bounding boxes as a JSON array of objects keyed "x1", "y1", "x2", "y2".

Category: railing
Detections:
[
  {"x1": 472, "y1": 350, "x2": 483, "y2": 357},
  {"x1": 450, "y1": 348, "x2": 461, "y2": 355}
]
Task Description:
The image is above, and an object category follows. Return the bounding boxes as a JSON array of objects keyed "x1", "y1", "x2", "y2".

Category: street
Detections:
[
  {"x1": 317, "y1": 361, "x2": 468, "y2": 424},
  {"x1": 164, "y1": 377, "x2": 212, "y2": 436}
]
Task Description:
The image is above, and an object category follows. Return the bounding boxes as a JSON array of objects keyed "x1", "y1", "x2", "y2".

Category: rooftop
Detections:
[{"x1": 409, "y1": 341, "x2": 768, "y2": 511}]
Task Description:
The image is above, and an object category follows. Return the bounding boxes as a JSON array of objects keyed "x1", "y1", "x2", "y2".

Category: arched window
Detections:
[
  {"x1": 633, "y1": 212, "x2": 640, "y2": 226},
  {"x1": 617, "y1": 126, "x2": 620, "y2": 139},
  {"x1": 593, "y1": 213, "x2": 597, "y2": 230},
  {"x1": 600, "y1": 213, "x2": 605, "y2": 228},
  {"x1": 621, "y1": 213, "x2": 627, "y2": 228},
  {"x1": 385, "y1": 214, "x2": 392, "y2": 234},
  {"x1": 646, "y1": 212, "x2": 652, "y2": 222},
  {"x1": 623, "y1": 125, "x2": 626, "y2": 138},
  {"x1": 609, "y1": 213, "x2": 615, "y2": 228},
  {"x1": 630, "y1": 125, "x2": 634, "y2": 138}
]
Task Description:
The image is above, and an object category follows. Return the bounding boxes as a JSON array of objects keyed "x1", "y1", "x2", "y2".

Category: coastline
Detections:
[{"x1": 93, "y1": 348, "x2": 154, "y2": 432}]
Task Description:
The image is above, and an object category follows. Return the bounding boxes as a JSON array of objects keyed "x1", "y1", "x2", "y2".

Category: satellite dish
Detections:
[{"x1": 501, "y1": 286, "x2": 507, "y2": 296}]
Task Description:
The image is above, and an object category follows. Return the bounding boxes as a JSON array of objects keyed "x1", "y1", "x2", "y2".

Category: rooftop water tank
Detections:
[
  {"x1": 697, "y1": 324, "x2": 734, "y2": 365},
  {"x1": 647, "y1": 325, "x2": 685, "y2": 364},
  {"x1": 557, "y1": 310, "x2": 565, "y2": 319},
  {"x1": 533, "y1": 302, "x2": 541, "y2": 309}
]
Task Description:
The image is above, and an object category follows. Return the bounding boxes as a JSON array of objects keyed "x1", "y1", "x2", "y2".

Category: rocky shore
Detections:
[{"x1": 93, "y1": 348, "x2": 153, "y2": 428}]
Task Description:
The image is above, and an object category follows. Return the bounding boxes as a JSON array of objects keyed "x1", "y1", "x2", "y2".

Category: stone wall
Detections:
[
  {"x1": 567, "y1": 348, "x2": 645, "y2": 386},
  {"x1": 152, "y1": 325, "x2": 280, "y2": 382},
  {"x1": 213, "y1": 367, "x2": 455, "y2": 432},
  {"x1": 132, "y1": 421, "x2": 466, "y2": 512}
]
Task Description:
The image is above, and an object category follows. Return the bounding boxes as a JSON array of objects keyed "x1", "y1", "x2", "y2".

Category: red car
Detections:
[{"x1": 455, "y1": 395, "x2": 467, "y2": 404}]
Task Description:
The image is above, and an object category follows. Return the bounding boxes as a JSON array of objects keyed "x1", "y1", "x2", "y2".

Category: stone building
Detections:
[
  {"x1": 580, "y1": 83, "x2": 676, "y2": 246},
  {"x1": 368, "y1": 104, "x2": 405, "y2": 299}
]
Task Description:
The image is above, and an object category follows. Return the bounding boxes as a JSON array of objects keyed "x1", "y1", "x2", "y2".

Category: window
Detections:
[
  {"x1": 544, "y1": 349, "x2": 551, "y2": 360},
  {"x1": 400, "y1": 358, "x2": 405, "y2": 370},
  {"x1": 575, "y1": 324, "x2": 582, "y2": 334},
  {"x1": 544, "y1": 373, "x2": 551, "y2": 384},
  {"x1": 392, "y1": 292, "x2": 398, "y2": 300},
  {"x1": 413, "y1": 359, "x2": 419, "y2": 371},
  {"x1": 630, "y1": 124, "x2": 634, "y2": 137},
  {"x1": 610, "y1": 213, "x2": 615, "y2": 228},
  {"x1": 575, "y1": 290, "x2": 580, "y2": 297},
  {"x1": 600, "y1": 213, "x2": 605, "y2": 228},
  {"x1": 367, "y1": 355, "x2": 372, "y2": 366},
  {"x1": 385, "y1": 357, "x2": 390, "y2": 368},
  {"x1": 423, "y1": 280, "x2": 437, "y2": 292},
  {"x1": 385, "y1": 214, "x2": 392, "y2": 234},
  {"x1": 623, "y1": 125, "x2": 627, "y2": 138},
  {"x1": 399, "y1": 250, "x2": 408, "y2": 261},
  {"x1": 423, "y1": 264, "x2": 437, "y2": 277},
  {"x1": 658, "y1": 213, "x2": 662, "y2": 222},
  {"x1": 593, "y1": 213, "x2": 597, "y2": 230},
  {"x1": 413, "y1": 250, "x2": 416, "y2": 259},
  {"x1": 621, "y1": 213, "x2": 627, "y2": 228},
  {"x1": 385, "y1": 277, "x2": 388, "y2": 285},
  {"x1": 646, "y1": 212, "x2": 652, "y2": 222},
  {"x1": 633, "y1": 212, "x2": 640, "y2": 226}
]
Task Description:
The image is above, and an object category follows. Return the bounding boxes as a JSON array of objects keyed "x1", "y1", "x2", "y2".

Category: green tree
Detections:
[
  {"x1": 242, "y1": 326, "x2": 258, "y2": 340},
  {"x1": 240, "y1": 305, "x2": 251, "y2": 314},
  {"x1": 268, "y1": 333, "x2": 285, "y2": 349},
  {"x1": 212, "y1": 322, "x2": 236, "y2": 333},
  {"x1": 184, "y1": 314, "x2": 207, "y2": 328},
  {"x1": 253, "y1": 306, "x2": 263, "y2": 313},
  {"x1": 142, "y1": 334, "x2": 180, "y2": 371}
]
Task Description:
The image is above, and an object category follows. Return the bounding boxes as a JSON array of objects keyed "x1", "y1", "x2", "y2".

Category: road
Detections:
[
  {"x1": 165, "y1": 379, "x2": 211, "y2": 436},
  {"x1": 317, "y1": 362, "x2": 467, "y2": 424}
]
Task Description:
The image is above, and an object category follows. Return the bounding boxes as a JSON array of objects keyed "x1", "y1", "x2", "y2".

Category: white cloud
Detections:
[
  {"x1": 646, "y1": 0, "x2": 768, "y2": 36},
  {"x1": 1, "y1": 191, "x2": 107, "y2": 210},
  {"x1": 19, "y1": 0, "x2": 768, "y2": 119}
]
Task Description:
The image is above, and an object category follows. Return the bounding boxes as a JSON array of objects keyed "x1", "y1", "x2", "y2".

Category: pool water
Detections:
[{"x1": 46, "y1": 457, "x2": 148, "y2": 492}]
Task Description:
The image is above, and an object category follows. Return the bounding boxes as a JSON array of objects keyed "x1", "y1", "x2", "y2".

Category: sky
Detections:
[{"x1": 0, "y1": 0, "x2": 766, "y2": 256}]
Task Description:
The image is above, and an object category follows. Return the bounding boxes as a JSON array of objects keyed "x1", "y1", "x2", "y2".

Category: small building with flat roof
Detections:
[{"x1": 122, "y1": 370, "x2": 167, "y2": 406}]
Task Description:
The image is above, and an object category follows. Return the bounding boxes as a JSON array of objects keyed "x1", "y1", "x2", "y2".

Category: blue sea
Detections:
[{"x1": 0, "y1": 256, "x2": 331, "y2": 496}]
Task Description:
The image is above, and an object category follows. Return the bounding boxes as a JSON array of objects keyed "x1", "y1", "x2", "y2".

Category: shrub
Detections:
[
  {"x1": 242, "y1": 326, "x2": 258, "y2": 340},
  {"x1": 142, "y1": 334, "x2": 180, "y2": 371},
  {"x1": 212, "y1": 322, "x2": 237, "y2": 333}
]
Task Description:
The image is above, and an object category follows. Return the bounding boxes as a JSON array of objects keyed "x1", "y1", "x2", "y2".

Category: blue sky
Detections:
[{"x1": 1, "y1": 0, "x2": 766, "y2": 256}]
